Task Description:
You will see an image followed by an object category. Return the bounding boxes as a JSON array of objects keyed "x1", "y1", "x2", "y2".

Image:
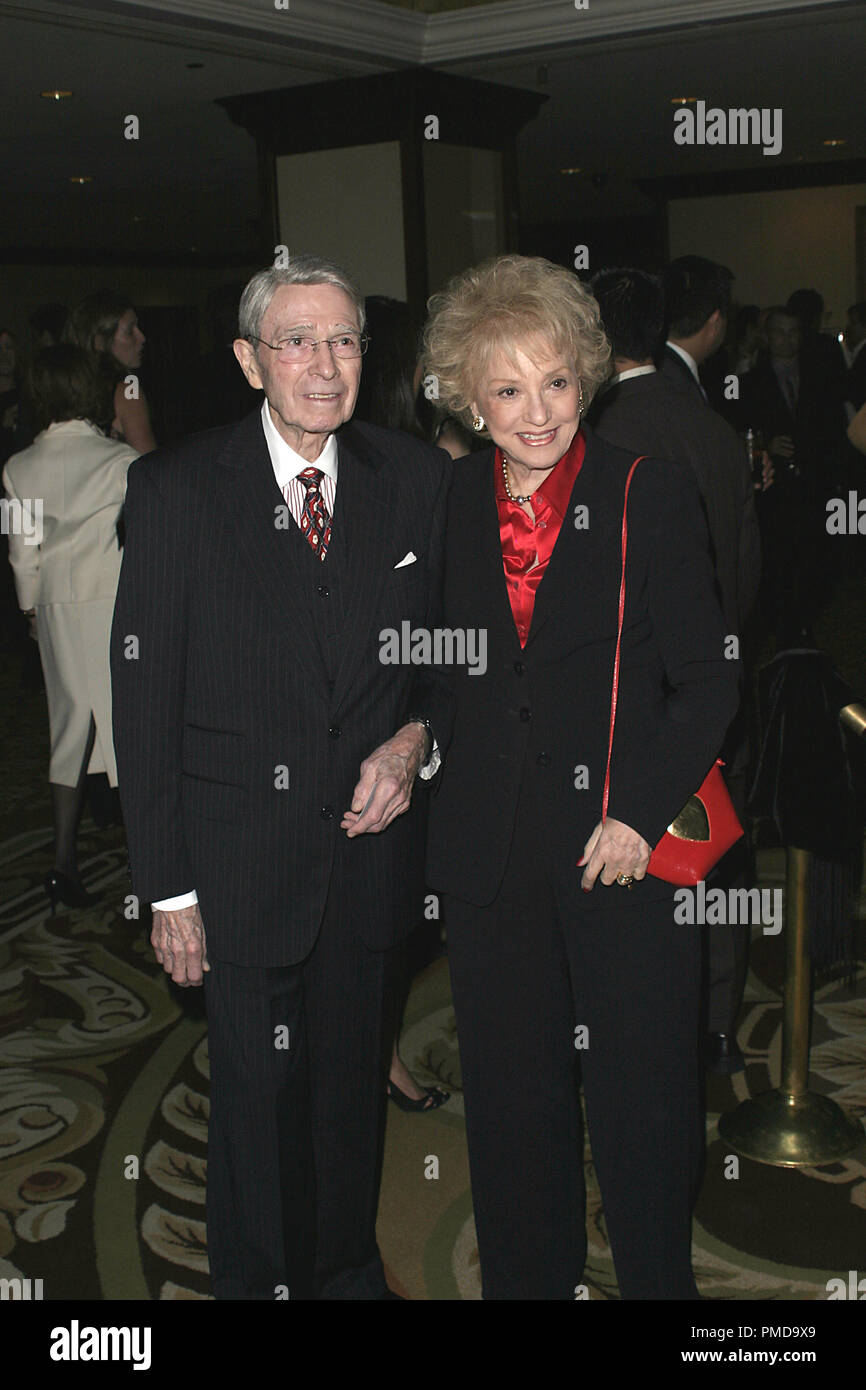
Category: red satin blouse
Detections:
[{"x1": 494, "y1": 429, "x2": 586, "y2": 647}]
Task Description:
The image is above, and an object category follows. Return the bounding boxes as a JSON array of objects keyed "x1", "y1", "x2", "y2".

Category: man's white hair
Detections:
[{"x1": 238, "y1": 257, "x2": 365, "y2": 340}]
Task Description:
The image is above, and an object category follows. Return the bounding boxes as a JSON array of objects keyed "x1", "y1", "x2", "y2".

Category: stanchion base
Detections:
[{"x1": 718, "y1": 1088, "x2": 864, "y2": 1167}]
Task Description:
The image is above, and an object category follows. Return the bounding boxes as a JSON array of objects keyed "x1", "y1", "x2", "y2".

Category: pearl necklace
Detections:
[{"x1": 501, "y1": 455, "x2": 534, "y2": 505}]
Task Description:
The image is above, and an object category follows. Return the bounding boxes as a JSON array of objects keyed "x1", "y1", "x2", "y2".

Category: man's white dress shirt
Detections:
[{"x1": 609, "y1": 364, "x2": 657, "y2": 386}]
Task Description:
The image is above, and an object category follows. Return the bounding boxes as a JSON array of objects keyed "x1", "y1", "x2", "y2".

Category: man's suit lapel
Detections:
[
  {"x1": 665, "y1": 345, "x2": 705, "y2": 403},
  {"x1": 215, "y1": 407, "x2": 330, "y2": 692},
  {"x1": 329, "y1": 423, "x2": 393, "y2": 713}
]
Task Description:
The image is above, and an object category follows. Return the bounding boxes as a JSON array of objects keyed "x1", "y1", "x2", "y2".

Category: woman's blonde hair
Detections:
[{"x1": 423, "y1": 254, "x2": 611, "y2": 430}]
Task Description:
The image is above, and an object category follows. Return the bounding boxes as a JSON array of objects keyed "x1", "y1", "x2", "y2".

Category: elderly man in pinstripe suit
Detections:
[{"x1": 111, "y1": 257, "x2": 453, "y2": 1300}]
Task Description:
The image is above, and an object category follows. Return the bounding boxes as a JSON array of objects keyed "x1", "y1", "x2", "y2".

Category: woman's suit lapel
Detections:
[
  {"x1": 475, "y1": 428, "x2": 607, "y2": 652},
  {"x1": 473, "y1": 449, "x2": 525, "y2": 656},
  {"x1": 525, "y1": 437, "x2": 600, "y2": 649}
]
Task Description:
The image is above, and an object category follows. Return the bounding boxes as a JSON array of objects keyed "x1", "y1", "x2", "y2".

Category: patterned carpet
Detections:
[
  {"x1": 1, "y1": 572, "x2": 865, "y2": 1301},
  {"x1": 1, "y1": 821, "x2": 864, "y2": 1301}
]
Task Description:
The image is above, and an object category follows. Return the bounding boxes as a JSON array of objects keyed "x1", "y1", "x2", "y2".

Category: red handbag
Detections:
[{"x1": 599, "y1": 456, "x2": 744, "y2": 886}]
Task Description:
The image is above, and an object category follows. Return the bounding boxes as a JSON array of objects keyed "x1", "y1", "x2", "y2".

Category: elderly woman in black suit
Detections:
[{"x1": 424, "y1": 255, "x2": 739, "y2": 1301}]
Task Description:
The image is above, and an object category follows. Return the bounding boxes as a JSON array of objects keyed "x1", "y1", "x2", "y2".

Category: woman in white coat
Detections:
[{"x1": 3, "y1": 345, "x2": 138, "y2": 910}]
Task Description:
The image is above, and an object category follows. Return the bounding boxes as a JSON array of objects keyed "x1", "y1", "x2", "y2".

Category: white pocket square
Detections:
[{"x1": 394, "y1": 551, "x2": 417, "y2": 569}]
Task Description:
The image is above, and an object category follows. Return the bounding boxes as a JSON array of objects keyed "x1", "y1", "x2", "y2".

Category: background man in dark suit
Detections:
[
  {"x1": 843, "y1": 300, "x2": 866, "y2": 504},
  {"x1": 111, "y1": 257, "x2": 453, "y2": 1300},
  {"x1": 661, "y1": 255, "x2": 734, "y2": 412},
  {"x1": 787, "y1": 287, "x2": 847, "y2": 414},
  {"x1": 844, "y1": 301, "x2": 866, "y2": 416},
  {"x1": 589, "y1": 266, "x2": 761, "y2": 1073},
  {"x1": 738, "y1": 306, "x2": 846, "y2": 643}
]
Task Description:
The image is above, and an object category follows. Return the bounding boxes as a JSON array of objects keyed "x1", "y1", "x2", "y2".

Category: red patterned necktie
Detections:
[{"x1": 298, "y1": 466, "x2": 332, "y2": 561}]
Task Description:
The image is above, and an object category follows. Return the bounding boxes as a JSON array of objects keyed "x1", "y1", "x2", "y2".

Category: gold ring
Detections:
[{"x1": 616, "y1": 873, "x2": 635, "y2": 888}]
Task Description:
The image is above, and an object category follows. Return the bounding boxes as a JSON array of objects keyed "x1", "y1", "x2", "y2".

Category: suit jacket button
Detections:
[
  {"x1": 513, "y1": 661, "x2": 525, "y2": 676},
  {"x1": 519, "y1": 706, "x2": 531, "y2": 722},
  {"x1": 317, "y1": 585, "x2": 330, "y2": 597},
  {"x1": 320, "y1": 806, "x2": 335, "y2": 820},
  {"x1": 328, "y1": 725, "x2": 342, "y2": 739},
  {"x1": 536, "y1": 751, "x2": 550, "y2": 766}
]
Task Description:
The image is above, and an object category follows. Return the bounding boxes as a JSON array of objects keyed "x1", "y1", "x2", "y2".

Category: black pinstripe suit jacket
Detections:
[{"x1": 110, "y1": 406, "x2": 454, "y2": 965}]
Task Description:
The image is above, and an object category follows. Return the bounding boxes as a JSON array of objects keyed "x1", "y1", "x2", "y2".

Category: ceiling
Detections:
[
  {"x1": 378, "y1": 0, "x2": 503, "y2": 9},
  {"x1": 473, "y1": 5, "x2": 866, "y2": 225},
  {"x1": 0, "y1": 8, "x2": 336, "y2": 256},
  {"x1": 1, "y1": 0, "x2": 864, "y2": 257}
]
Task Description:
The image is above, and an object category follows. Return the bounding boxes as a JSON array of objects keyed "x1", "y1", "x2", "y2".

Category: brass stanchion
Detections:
[{"x1": 718, "y1": 702, "x2": 866, "y2": 1167}]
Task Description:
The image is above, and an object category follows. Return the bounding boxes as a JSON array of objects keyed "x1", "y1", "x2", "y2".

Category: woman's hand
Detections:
[{"x1": 578, "y1": 817, "x2": 651, "y2": 891}]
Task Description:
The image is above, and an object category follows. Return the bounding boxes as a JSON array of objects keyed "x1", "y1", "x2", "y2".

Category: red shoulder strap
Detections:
[{"x1": 601, "y1": 456, "x2": 645, "y2": 823}]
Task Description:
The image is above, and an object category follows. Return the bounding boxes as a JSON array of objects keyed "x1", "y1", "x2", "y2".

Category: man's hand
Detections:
[
  {"x1": 769, "y1": 434, "x2": 794, "y2": 460},
  {"x1": 151, "y1": 902, "x2": 209, "y2": 986},
  {"x1": 578, "y1": 817, "x2": 651, "y2": 891},
  {"x1": 341, "y1": 723, "x2": 428, "y2": 837}
]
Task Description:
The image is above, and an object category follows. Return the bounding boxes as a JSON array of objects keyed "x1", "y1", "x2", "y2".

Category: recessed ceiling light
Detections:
[
  {"x1": 41, "y1": 89, "x2": 72, "y2": 100},
  {"x1": 69, "y1": 175, "x2": 92, "y2": 184},
  {"x1": 670, "y1": 97, "x2": 698, "y2": 105},
  {"x1": 823, "y1": 138, "x2": 846, "y2": 147},
  {"x1": 560, "y1": 167, "x2": 582, "y2": 175}
]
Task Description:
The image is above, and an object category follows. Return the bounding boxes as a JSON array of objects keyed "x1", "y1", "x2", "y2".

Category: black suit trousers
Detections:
[
  {"x1": 443, "y1": 767, "x2": 703, "y2": 1300},
  {"x1": 203, "y1": 849, "x2": 396, "y2": 1300}
]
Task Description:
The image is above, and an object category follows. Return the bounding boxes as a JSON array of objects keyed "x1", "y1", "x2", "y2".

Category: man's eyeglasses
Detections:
[{"x1": 247, "y1": 332, "x2": 370, "y2": 362}]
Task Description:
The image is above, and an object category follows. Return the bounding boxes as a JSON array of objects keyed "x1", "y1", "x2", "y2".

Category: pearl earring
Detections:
[{"x1": 472, "y1": 414, "x2": 485, "y2": 433}]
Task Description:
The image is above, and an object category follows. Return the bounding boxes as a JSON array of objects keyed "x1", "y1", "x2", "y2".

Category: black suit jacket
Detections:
[
  {"x1": 590, "y1": 371, "x2": 761, "y2": 636},
  {"x1": 425, "y1": 424, "x2": 740, "y2": 909},
  {"x1": 111, "y1": 407, "x2": 454, "y2": 966}
]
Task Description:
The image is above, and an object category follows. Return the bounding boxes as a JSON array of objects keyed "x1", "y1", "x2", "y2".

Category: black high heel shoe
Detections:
[
  {"x1": 386, "y1": 1079, "x2": 450, "y2": 1113},
  {"x1": 44, "y1": 871, "x2": 101, "y2": 915}
]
